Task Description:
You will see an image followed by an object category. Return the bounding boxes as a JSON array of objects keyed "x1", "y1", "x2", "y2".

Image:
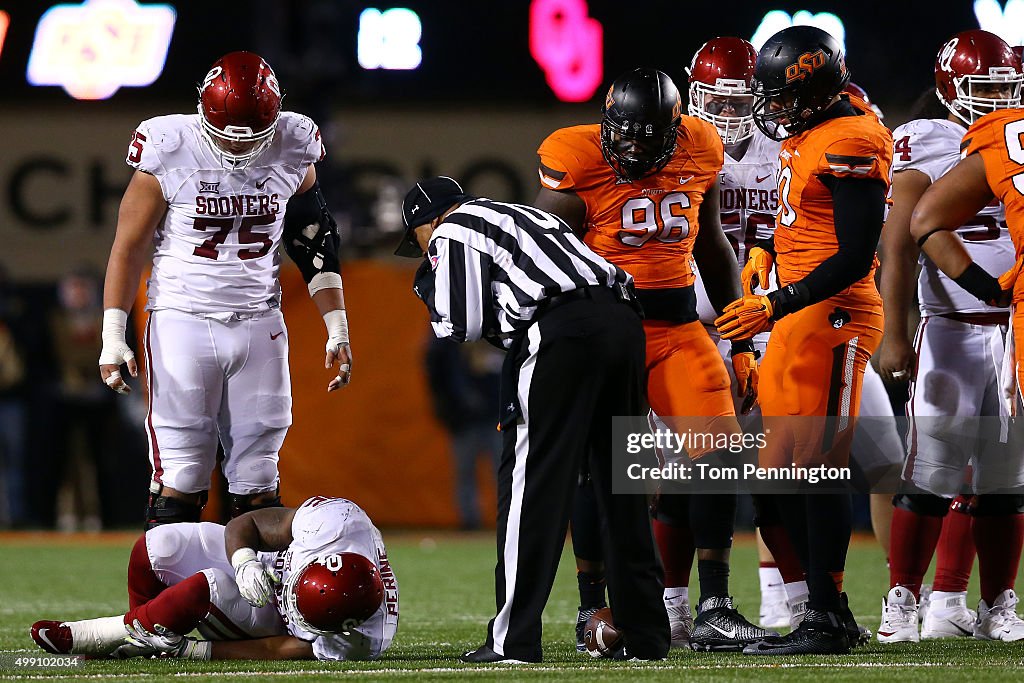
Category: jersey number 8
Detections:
[{"x1": 617, "y1": 192, "x2": 690, "y2": 247}]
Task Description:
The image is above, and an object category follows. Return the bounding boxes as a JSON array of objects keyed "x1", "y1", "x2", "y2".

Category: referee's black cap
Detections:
[{"x1": 395, "y1": 176, "x2": 471, "y2": 257}]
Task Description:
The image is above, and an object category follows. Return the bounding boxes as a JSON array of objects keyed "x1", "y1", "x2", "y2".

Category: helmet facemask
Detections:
[
  {"x1": 687, "y1": 78, "x2": 755, "y2": 145},
  {"x1": 197, "y1": 101, "x2": 280, "y2": 170},
  {"x1": 941, "y1": 68, "x2": 1023, "y2": 125},
  {"x1": 599, "y1": 118, "x2": 678, "y2": 182}
]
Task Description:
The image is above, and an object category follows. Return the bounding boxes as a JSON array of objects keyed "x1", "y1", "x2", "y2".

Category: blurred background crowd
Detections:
[{"x1": 0, "y1": 0, "x2": 1009, "y2": 530}]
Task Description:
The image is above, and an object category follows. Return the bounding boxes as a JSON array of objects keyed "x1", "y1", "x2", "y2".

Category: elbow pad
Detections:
[{"x1": 283, "y1": 180, "x2": 341, "y2": 286}]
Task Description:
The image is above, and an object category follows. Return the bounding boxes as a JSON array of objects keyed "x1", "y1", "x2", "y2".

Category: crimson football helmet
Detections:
[
  {"x1": 934, "y1": 30, "x2": 1022, "y2": 126},
  {"x1": 198, "y1": 51, "x2": 282, "y2": 169},
  {"x1": 283, "y1": 553, "x2": 385, "y2": 635},
  {"x1": 686, "y1": 37, "x2": 758, "y2": 144},
  {"x1": 843, "y1": 82, "x2": 884, "y2": 120}
]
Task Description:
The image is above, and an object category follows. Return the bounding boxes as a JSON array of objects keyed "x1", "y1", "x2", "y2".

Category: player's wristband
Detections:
[
  {"x1": 230, "y1": 548, "x2": 258, "y2": 572},
  {"x1": 308, "y1": 272, "x2": 343, "y2": 297},
  {"x1": 767, "y1": 282, "x2": 811, "y2": 319},
  {"x1": 324, "y1": 309, "x2": 349, "y2": 345},
  {"x1": 101, "y1": 308, "x2": 129, "y2": 344},
  {"x1": 953, "y1": 262, "x2": 1002, "y2": 304},
  {"x1": 729, "y1": 339, "x2": 756, "y2": 357}
]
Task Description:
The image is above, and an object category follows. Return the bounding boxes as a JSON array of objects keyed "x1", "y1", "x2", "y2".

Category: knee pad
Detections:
[
  {"x1": 893, "y1": 492, "x2": 950, "y2": 517},
  {"x1": 971, "y1": 494, "x2": 1024, "y2": 516},
  {"x1": 229, "y1": 489, "x2": 283, "y2": 518},
  {"x1": 145, "y1": 491, "x2": 207, "y2": 530}
]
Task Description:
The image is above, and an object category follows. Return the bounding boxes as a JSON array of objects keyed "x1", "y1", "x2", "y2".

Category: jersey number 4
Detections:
[
  {"x1": 618, "y1": 192, "x2": 690, "y2": 247},
  {"x1": 193, "y1": 216, "x2": 274, "y2": 260}
]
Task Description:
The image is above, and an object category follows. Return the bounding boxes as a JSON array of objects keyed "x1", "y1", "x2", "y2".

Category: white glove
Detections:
[
  {"x1": 124, "y1": 620, "x2": 211, "y2": 660},
  {"x1": 231, "y1": 548, "x2": 278, "y2": 607}
]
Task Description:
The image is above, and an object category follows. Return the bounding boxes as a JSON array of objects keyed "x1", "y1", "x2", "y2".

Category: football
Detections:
[{"x1": 583, "y1": 607, "x2": 622, "y2": 658}]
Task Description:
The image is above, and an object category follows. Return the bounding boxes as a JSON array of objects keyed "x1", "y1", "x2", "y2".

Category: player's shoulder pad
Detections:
[
  {"x1": 678, "y1": 115, "x2": 725, "y2": 167},
  {"x1": 963, "y1": 108, "x2": 1024, "y2": 158},
  {"x1": 537, "y1": 124, "x2": 601, "y2": 190},
  {"x1": 891, "y1": 118, "x2": 962, "y2": 170},
  {"x1": 817, "y1": 115, "x2": 893, "y2": 180},
  {"x1": 276, "y1": 111, "x2": 326, "y2": 167},
  {"x1": 127, "y1": 114, "x2": 195, "y2": 173}
]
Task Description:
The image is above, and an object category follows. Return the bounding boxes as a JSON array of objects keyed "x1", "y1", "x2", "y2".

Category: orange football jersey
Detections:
[
  {"x1": 963, "y1": 108, "x2": 1024, "y2": 268},
  {"x1": 537, "y1": 118, "x2": 724, "y2": 288},
  {"x1": 773, "y1": 98, "x2": 893, "y2": 293}
]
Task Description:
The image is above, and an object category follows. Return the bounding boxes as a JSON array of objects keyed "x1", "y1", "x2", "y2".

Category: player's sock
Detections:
[
  {"x1": 759, "y1": 564, "x2": 784, "y2": 596},
  {"x1": 64, "y1": 616, "x2": 131, "y2": 654},
  {"x1": 652, "y1": 516, "x2": 695, "y2": 588},
  {"x1": 127, "y1": 534, "x2": 166, "y2": 610},
  {"x1": 577, "y1": 571, "x2": 606, "y2": 610},
  {"x1": 973, "y1": 512, "x2": 1024, "y2": 604},
  {"x1": 804, "y1": 493, "x2": 851, "y2": 612},
  {"x1": 664, "y1": 586, "x2": 689, "y2": 606},
  {"x1": 785, "y1": 580, "x2": 810, "y2": 607},
  {"x1": 697, "y1": 559, "x2": 730, "y2": 602},
  {"x1": 933, "y1": 500, "x2": 975, "y2": 593},
  {"x1": 124, "y1": 572, "x2": 211, "y2": 635},
  {"x1": 889, "y1": 506, "x2": 943, "y2": 598},
  {"x1": 759, "y1": 523, "x2": 806, "y2": 583}
]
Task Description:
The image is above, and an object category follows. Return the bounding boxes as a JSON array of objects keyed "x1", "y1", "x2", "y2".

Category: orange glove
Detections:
[
  {"x1": 715, "y1": 295, "x2": 775, "y2": 340},
  {"x1": 742, "y1": 247, "x2": 774, "y2": 295},
  {"x1": 731, "y1": 349, "x2": 759, "y2": 414},
  {"x1": 996, "y1": 257, "x2": 1024, "y2": 305}
]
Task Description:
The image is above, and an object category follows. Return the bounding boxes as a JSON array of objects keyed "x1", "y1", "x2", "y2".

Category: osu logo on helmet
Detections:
[
  {"x1": 283, "y1": 553, "x2": 385, "y2": 635},
  {"x1": 785, "y1": 50, "x2": 827, "y2": 83}
]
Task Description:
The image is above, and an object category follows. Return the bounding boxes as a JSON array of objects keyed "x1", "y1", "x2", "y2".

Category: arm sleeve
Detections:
[
  {"x1": 424, "y1": 237, "x2": 493, "y2": 343},
  {"x1": 797, "y1": 175, "x2": 887, "y2": 304}
]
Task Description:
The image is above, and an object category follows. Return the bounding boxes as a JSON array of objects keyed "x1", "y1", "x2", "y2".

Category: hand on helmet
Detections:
[{"x1": 232, "y1": 548, "x2": 279, "y2": 607}]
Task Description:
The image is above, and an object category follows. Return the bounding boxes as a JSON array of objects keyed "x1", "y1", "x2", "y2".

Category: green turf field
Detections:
[{"x1": 1, "y1": 531, "x2": 1023, "y2": 681}]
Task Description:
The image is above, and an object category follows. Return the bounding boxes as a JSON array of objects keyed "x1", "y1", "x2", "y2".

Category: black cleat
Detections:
[
  {"x1": 743, "y1": 607, "x2": 852, "y2": 655},
  {"x1": 839, "y1": 592, "x2": 872, "y2": 647},
  {"x1": 689, "y1": 595, "x2": 779, "y2": 652},
  {"x1": 575, "y1": 605, "x2": 603, "y2": 652},
  {"x1": 459, "y1": 644, "x2": 531, "y2": 664}
]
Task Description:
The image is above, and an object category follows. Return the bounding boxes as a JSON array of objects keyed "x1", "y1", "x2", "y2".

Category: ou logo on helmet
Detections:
[
  {"x1": 201, "y1": 65, "x2": 223, "y2": 93},
  {"x1": 939, "y1": 37, "x2": 960, "y2": 72},
  {"x1": 785, "y1": 50, "x2": 827, "y2": 83}
]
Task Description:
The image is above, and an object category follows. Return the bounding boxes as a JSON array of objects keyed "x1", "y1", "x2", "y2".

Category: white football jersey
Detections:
[
  {"x1": 260, "y1": 497, "x2": 399, "y2": 661},
  {"x1": 891, "y1": 118, "x2": 1012, "y2": 316},
  {"x1": 695, "y1": 131, "x2": 781, "y2": 325},
  {"x1": 127, "y1": 112, "x2": 325, "y2": 314}
]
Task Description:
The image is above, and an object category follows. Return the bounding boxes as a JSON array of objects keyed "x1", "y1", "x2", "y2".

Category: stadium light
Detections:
[
  {"x1": 974, "y1": 0, "x2": 1024, "y2": 47},
  {"x1": 358, "y1": 8, "x2": 422, "y2": 70},
  {"x1": 529, "y1": 0, "x2": 603, "y2": 102},
  {"x1": 750, "y1": 9, "x2": 846, "y2": 53},
  {"x1": 26, "y1": 0, "x2": 176, "y2": 100}
]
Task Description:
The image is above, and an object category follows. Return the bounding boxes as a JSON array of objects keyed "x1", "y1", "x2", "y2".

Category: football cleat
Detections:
[
  {"x1": 689, "y1": 595, "x2": 777, "y2": 652},
  {"x1": 918, "y1": 584, "x2": 932, "y2": 625},
  {"x1": 575, "y1": 606, "x2": 603, "y2": 652},
  {"x1": 839, "y1": 592, "x2": 872, "y2": 647},
  {"x1": 460, "y1": 644, "x2": 531, "y2": 664},
  {"x1": 759, "y1": 590, "x2": 792, "y2": 630},
  {"x1": 975, "y1": 589, "x2": 1024, "y2": 641},
  {"x1": 921, "y1": 592, "x2": 976, "y2": 639},
  {"x1": 31, "y1": 621, "x2": 73, "y2": 654},
  {"x1": 743, "y1": 608, "x2": 851, "y2": 655},
  {"x1": 666, "y1": 599, "x2": 694, "y2": 648},
  {"x1": 877, "y1": 586, "x2": 920, "y2": 643}
]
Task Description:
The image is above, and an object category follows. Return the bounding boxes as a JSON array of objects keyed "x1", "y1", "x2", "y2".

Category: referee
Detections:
[{"x1": 397, "y1": 176, "x2": 669, "y2": 663}]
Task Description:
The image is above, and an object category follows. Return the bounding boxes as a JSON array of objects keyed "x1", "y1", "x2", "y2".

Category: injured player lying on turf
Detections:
[{"x1": 29, "y1": 497, "x2": 398, "y2": 661}]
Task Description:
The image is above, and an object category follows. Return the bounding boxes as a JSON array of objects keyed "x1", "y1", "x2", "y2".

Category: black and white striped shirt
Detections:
[{"x1": 420, "y1": 198, "x2": 630, "y2": 346}]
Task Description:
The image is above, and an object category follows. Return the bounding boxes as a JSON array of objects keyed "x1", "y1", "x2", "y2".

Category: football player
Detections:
[
  {"x1": 717, "y1": 26, "x2": 892, "y2": 654},
  {"x1": 876, "y1": 29, "x2": 1023, "y2": 643},
  {"x1": 97, "y1": 52, "x2": 352, "y2": 529},
  {"x1": 535, "y1": 68, "x2": 774, "y2": 652},
  {"x1": 909, "y1": 60, "x2": 1024, "y2": 643},
  {"x1": 30, "y1": 496, "x2": 398, "y2": 660}
]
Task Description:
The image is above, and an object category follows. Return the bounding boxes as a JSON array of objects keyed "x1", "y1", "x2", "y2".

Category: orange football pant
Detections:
[
  {"x1": 644, "y1": 319, "x2": 740, "y2": 459},
  {"x1": 758, "y1": 295, "x2": 883, "y2": 469}
]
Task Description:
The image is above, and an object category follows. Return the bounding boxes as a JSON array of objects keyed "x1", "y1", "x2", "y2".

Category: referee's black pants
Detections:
[{"x1": 483, "y1": 291, "x2": 669, "y2": 662}]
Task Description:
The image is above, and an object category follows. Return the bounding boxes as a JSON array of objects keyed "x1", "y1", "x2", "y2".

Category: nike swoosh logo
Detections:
[
  {"x1": 876, "y1": 631, "x2": 896, "y2": 637},
  {"x1": 949, "y1": 622, "x2": 972, "y2": 635},
  {"x1": 679, "y1": 175, "x2": 694, "y2": 185},
  {"x1": 270, "y1": 331, "x2": 284, "y2": 340},
  {"x1": 755, "y1": 174, "x2": 773, "y2": 183},
  {"x1": 256, "y1": 178, "x2": 270, "y2": 189},
  {"x1": 708, "y1": 623, "x2": 736, "y2": 639},
  {"x1": 37, "y1": 628, "x2": 59, "y2": 653}
]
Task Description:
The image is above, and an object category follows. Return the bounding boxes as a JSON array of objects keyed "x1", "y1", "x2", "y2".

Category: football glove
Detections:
[
  {"x1": 742, "y1": 247, "x2": 774, "y2": 294},
  {"x1": 124, "y1": 620, "x2": 211, "y2": 660},
  {"x1": 730, "y1": 341, "x2": 759, "y2": 414},
  {"x1": 231, "y1": 548, "x2": 279, "y2": 608},
  {"x1": 715, "y1": 295, "x2": 775, "y2": 340}
]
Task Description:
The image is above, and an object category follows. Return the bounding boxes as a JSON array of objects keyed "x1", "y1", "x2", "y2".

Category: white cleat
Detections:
[
  {"x1": 975, "y1": 590, "x2": 1024, "y2": 641},
  {"x1": 921, "y1": 592, "x2": 975, "y2": 639},
  {"x1": 877, "y1": 586, "x2": 920, "y2": 643},
  {"x1": 666, "y1": 600, "x2": 694, "y2": 648},
  {"x1": 759, "y1": 590, "x2": 792, "y2": 629},
  {"x1": 918, "y1": 584, "x2": 931, "y2": 625}
]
